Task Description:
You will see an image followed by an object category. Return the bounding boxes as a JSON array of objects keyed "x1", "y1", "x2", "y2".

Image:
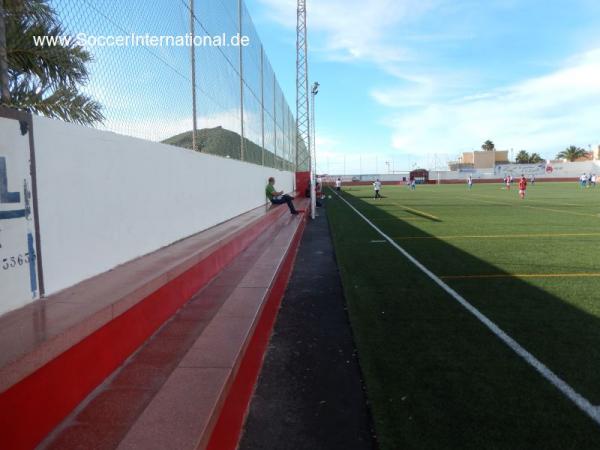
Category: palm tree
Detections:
[
  {"x1": 481, "y1": 140, "x2": 495, "y2": 151},
  {"x1": 556, "y1": 146, "x2": 587, "y2": 162},
  {"x1": 1, "y1": 0, "x2": 103, "y2": 124},
  {"x1": 515, "y1": 150, "x2": 545, "y2": 164},
  {"x1": 515, "y1": 150, "x2": 530, "y2": 164},
  {"x1": 529, "y1": 152, "x2": 543, "y2": 163}
]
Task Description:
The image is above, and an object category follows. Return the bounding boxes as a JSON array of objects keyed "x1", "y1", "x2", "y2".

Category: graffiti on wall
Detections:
[{"x1": 0, "y1": 117, "x2": 39, "y2": 312}]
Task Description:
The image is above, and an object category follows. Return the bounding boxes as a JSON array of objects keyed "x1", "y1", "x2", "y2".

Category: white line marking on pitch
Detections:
[{"x1": 333, "y1": 190, "x2": 600, "y2": 426}]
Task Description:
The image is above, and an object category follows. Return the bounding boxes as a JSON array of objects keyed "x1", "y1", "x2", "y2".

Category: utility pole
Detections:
[
  {"x1": 0, "y1": 0, "x2": 10, "y2": 104},
  {"x1": 311, "y1": 82, "x2": 319, "y2": 172},
  {"x1": 310, "y1": 81, "x2": 319, "y2": 219}
]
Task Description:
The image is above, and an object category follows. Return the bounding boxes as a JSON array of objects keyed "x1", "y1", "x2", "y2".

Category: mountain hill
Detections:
[{"x1": 162, "y1": 126, "x2": 288, "y2": 168}]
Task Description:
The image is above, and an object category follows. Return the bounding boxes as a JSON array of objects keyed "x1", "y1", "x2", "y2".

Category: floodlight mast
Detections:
[{"x1": 296, "y1": 0, "x2": 311, "y2": 212}]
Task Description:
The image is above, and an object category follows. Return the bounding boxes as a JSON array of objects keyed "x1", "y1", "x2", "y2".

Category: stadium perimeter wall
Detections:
[
  {"x1": 1, "y1": 115, "x2": 294, "y2": 315},
  {"x1": 432, "y1": 161, "x2": 600, "y2": 181},
  {"x1": 323, "y1": 162, "x2": 600, "y2": 185}
]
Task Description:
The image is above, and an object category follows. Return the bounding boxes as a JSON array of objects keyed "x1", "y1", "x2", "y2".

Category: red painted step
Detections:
[
  {"x1": 40, "y1": 206, "x2": 307, "y2": 449},
  {"x1": 0, "y1": 201, "x2": 298, "y2": 450}
]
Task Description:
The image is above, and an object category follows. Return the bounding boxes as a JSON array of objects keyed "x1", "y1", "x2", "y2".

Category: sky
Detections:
[{"x1": 246, "y1": 0, "x2": 600, "y2": 174}]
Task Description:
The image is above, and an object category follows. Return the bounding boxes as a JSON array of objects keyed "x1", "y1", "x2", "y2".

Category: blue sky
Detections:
[{"x1": 246, "y1": 0, "x2": 600, "y2": 174}]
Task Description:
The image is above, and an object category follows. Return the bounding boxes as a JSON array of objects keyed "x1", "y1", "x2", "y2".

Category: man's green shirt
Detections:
[{"x1": 266, "y1": 184, "x2": 275, "y2": 200}]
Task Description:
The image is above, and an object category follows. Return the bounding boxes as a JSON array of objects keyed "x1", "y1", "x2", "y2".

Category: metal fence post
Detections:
[
  {"x1": 273, "y1": 75, "x2": 277, "y2": 169},
  {"x1": 260, "y1": 45, "x2": 265, "y2": 166},
  {"x1": 190, "y1": 0, "x2": 198, "y2": 151},
  {"x1": 238, "y1": 0, "x2": 245, "y2": 161},
  {"x1": 282, "y1": 91, "x2": 286, "y2": 170}
]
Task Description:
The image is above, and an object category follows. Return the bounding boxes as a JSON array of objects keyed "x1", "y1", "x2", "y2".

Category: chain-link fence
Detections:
[{"x1": 34, "y1": 0, "x2": 307, "y2": 171}]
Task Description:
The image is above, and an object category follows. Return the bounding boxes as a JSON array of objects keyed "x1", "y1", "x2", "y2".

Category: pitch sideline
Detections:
[{"x1": 331, "y1": 189, "x2": 600, "y2": 427}]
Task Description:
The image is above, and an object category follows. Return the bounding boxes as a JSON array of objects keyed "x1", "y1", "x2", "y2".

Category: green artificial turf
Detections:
[{"x1": 325, "y1": 182, "x2": 600, "y2": 449}]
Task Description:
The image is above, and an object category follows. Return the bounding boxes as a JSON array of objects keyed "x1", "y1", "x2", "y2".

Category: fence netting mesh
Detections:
[{"x1": 20, "y1": 0, "x2": 308, "y2": 171}]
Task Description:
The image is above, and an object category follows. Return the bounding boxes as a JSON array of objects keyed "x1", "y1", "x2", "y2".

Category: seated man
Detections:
[{"x1": 266, "y1": 177, "x2": 299, "y2": 214}]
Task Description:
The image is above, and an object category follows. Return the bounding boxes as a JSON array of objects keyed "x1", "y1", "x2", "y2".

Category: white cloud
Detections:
[
  {"x1": 371, "y1": 79, "x2": 435, "y2": 108},
  {"x1": 254, "y1": 0, "x2": 600, "y2": 168},
  {"x1": 314, "y1": 133, "x2": 419, "y2": 174},
  {"x1": 383, "y1": 48, "x2": 600, "y2": 158},
  {"x1": 100, "y1": 117, "x2": 192, "y2": 142},
  {"x1": 100, "y1": 109, "x2": 243, "y2": 142},
  {"x1": 256, "y1": 0, "x2": 439, "y2": 64}
]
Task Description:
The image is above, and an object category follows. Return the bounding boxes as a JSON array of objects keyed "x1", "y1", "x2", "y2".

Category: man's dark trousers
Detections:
[{"x1": 271, "y1": 194, "x2": 297, "y2": 213}]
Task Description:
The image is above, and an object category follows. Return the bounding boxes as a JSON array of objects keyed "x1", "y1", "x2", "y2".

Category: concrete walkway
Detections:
[{"x1": 240, "y1": 209, "x2": 375, "y2": 450}]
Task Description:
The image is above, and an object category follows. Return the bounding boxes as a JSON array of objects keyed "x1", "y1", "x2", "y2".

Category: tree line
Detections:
[{"x1": 480, "y1": 140, "x2": 591, "y2": 163}]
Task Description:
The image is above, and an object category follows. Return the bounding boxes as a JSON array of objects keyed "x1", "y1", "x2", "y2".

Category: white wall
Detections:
[
  {"x1": 33, "y1": 116, "x2": 294, "y2": 296},
  {"x1": 323, "y1": 174, "x2": 410, "y2": 182},
  {"x1": 433, "y1": 161, "x2": 600, "y2": 181},
  {"x1": 496, "y1": 161, "x2": 599, "y2": 178},
  {"x1": 0, "y1": 116, "x2": 40, "y2": 315}
]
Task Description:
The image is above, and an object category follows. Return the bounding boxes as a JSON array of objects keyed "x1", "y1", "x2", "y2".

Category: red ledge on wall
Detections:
[{"x1": 0, "y1": 205, "x2": 288, "y2": 450}]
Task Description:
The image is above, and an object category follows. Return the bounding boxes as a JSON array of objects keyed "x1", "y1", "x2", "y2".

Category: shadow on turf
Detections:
[
  {"x1": 347, "y1": 196, "x2": 442, "y2": 222},
  {"x1": 334, "y1": 189, "x2": 600, "y2": 430},
  {"x1": 401, "y1": 208, "x2": 441, "y2": 222},
  {"x1": 351, "y1": 195, "x2": 389, "y2": 199}
]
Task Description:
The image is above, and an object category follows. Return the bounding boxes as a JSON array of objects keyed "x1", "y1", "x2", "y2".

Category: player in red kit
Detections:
[{"x1": 518, "y1": 175, "x2": 527, "y2": 199}]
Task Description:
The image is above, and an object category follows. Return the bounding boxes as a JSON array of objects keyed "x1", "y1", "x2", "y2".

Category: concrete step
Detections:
[
  {"x1": 0, "y1": 200, "x2": 303, "y2": 450},
  {"x1": 41, "y1": 205, "x2": 307, "y2": 450}
]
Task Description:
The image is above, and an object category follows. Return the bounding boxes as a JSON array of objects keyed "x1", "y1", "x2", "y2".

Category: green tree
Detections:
[
  {"x1": 481, "y1": 140, "x2": 495, "y2": 151},
  {"x1": 556, "y1": 145, "x2": 587, "y2": 162},
  {"x1": 515, "y1": 150, "x2": 530, "y2": 164},
  {"x1": 529, "y1": 152, "x2": 543, "y2": 163},
  {"x1": 1, "y1": 0, "x2": 103, "y2": 124},
  {"x1": 515, "y1": 150, "x2": 545, "y2": 164}
]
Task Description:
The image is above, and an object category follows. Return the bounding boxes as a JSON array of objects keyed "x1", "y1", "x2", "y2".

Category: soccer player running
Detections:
[
  {"x1": 518, "y1": 174, "x2": 527, "y2": 200},
  {"x1": 467, "y1": 175, "x2": 473, "y2": 190},
  {"x1": 373, "y1": 179, "x2": 382, "y2": 199}
]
